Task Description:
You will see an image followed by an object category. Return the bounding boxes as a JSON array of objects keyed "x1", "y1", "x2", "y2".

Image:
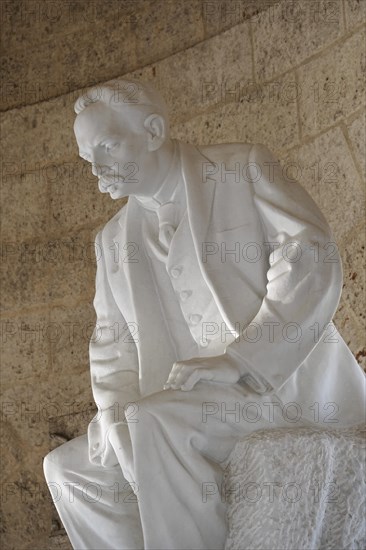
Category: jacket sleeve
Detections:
[
  {"x1": 87, "y1": 229, "x2": 140, "y2": 467},
  {"x1": 225, "y1": 143, "x2": 343, "y2": 393}
]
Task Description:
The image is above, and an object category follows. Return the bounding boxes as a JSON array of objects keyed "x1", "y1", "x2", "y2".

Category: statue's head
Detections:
[{"x1": 73, "y1": 79, "x2": 172, "y2": 199}]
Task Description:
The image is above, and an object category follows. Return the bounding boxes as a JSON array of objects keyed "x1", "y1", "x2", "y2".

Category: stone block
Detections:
[
  {"x1": 0, "y1": 385, "x2": 53, "y2": 550},
  {"x1": 298, "y1": 30, "x2": 366, "y2": 138},
  {"x1": 333, "y1": 219, "x2": 365, "y2": 371},
  {"x1": 283, "y1": 126, "x2": 364, "y2": 242},
  {"x1": 0, "y1": 167, "x2": 50, "y2": 242},
  {"x1": 1, "y1": 374, "x2": 95, "y2": 454},
  {"x1": 0, "y1": 310, "x2": 50, "y2": 385},
  {"x1": 0, "y1": 474, "x2": 51, "y2": 550},
  {"x1": 252, "y1": 0, "x2": 344, "y2": 81},
  {"x1": 338, "y1": 222, "x2": 365, "y2": 330},
  {"x1": 0, "y1": 416, "x2": 22, "y2": 484},
  {"x1": 344, "y1": 0, "x2": 366, "y2": 28},
  {"x1": 49, "y1": 409, "x2": 97, "y2": 446},
  {"x1": 1, "y1": 228, "x2": 96, "y2": 311},
  {"x1": 334, "y1": 305, "x2": 366, "y2": 369},
  {"x1": 49, "y1": 302, "x2": 95, "y2": 378},
  {"x1": 48, "y1": 532, "x2": 73, "y2": 549},
  {"x1": 0, "y1": 1, "x2": 130, "y2": 49},
  {"x1": 49, "y1": 158, "x2": 126, "y2": 234},
  {"x1": 347, "y1": 110, "x2": 366, "y2": 184},
  {"x1": 172, "y1": 71, "x2": 299, "y2": 151},
  {"x1": 0, "y1": 238, "x2": 52, "y2": 311},
  {"x1": 0, "y1": 1, "x2": 207, "y2": 110},
  {"x1": 134, "y1": 0, "x2": 205, "y2": 68},
  {"x1": 44, "y1": 371, "x2": 95, "y2": 419},
  {"x1": 202, "y1": 0, "x2": 281, "y2": 38},
  {"x1": 0, "y1": 412, "x2": 53, "y2": 548},
  {"x1": 55, "y1": 18, "x2": 137, "y2": 97},
  {"x1": 156, "y1": 22, "x2": 253, "y2": 124},
  {"x1": 0, "y1": 3, "x2": 137, "y2": 111},
  {"x1": 1, "y1": 97, "x2": 77, "y2": 170}
]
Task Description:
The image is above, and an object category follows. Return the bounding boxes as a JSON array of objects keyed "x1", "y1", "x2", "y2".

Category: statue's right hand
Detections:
[{"x1": 87, "y1": 402, "x2": 130, "y2": 467}]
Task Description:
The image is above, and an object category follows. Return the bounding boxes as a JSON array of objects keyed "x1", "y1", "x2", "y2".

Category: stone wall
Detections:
[{"x1": 1, "y1": 1, "x2": 365, "y2": 548}]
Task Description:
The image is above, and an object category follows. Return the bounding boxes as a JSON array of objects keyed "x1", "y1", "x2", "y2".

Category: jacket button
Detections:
[
  {"x1": 180, "y1": 290, "x2": 192, "y2": 302},
  {"x1": 170, "y1": 265, "x2": 183, "y2": 279},
  {"x1": 188, "y1": 313, "x2": 202, "y2": 325},
  {"x1": 92, "y1": 443, "x2": 100, "y2": 451},
  {"x1": 199, "y1": 337, "x2": 210, "y2": 348}
]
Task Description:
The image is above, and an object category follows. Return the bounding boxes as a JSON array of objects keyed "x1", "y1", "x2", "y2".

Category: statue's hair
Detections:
[{"x1": 74, "y1": 78, "x2": 168, "y2": 120}]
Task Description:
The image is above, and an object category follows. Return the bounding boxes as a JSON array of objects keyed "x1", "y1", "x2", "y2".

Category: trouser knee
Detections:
[
  {"x1": 43, "y1": 445, "x2": 67, "y2": 485},
  {"x1": 43, "y1": 435, "x2": 88, "y2": 483}
]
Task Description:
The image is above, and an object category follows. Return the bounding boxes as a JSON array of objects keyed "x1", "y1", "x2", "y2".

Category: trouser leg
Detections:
[
  {"x1": 43, "y1": 434, "x2": 144, "y2": 550},
  {"x1": 122, "y1": 380, "x2": 291, "y2": 550}
]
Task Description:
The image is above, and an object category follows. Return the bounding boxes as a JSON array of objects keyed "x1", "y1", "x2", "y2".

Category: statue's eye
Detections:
[{"x1": 105, "y1": 142, "x2": 119, "y2": 153}]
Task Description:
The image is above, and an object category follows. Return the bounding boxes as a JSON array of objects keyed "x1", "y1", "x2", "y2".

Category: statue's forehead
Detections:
[{"x1": 74, "y1": 103, "x2": 120, "y2": 142}]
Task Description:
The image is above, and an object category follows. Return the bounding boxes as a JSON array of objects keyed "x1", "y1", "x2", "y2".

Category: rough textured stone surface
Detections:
[
  {"x1": 172, "y1": 71, "x2": 299, "y2": 151},
  {"x1": 252, "y1": 0, "x2": 344, "y2": 81},
  {"x1": 298, "y1": 30, "x2": 366, "y2": 138},
  {"x1": 202, "y1": 0, "x2": 281, "y2": 38},
  {"x1": 1, "y1": 228, "x2": 96, "y2": 311},
  {"x1": 49, "y1": 410, "x2": 96, "y2": 444},
  {"x1": 333, "y1": 220, "x2": 365, "y2": 370},
  {"x1": 0, "y1": 388, "x2": 52, "y2": 549},
  {"x1": 283, "y1": 127, "x2": 365, "y2": 242},
  {"x1": 0, "y1": 169, "x2": 50, "y2": 241},
  {"x1": 49, "y1": 159, "x2": 126, "y2": 234},
  {"x1": 344, "y1": 0, "x2": 366, "y2": 29},
  {"x1": 157, "y1": 22, "x2": 253, "y2": 124},
  {"x1": 347, "y1": 110, "x2": 366, "y2": 183},
  {"x1": 0, "y1": 1, "x2": 282, "y2": 112},
  {"x1": 1, "y1": 310, "x2": 50, "y2": 385},
  {"x1": 0, "y1": 1, "x2": 140, "y2": 47},
  {"x1": 334, "y1": 305, "x2": 366, "y2": 370},
  {"x1": 338, "y1": 222, "x2": 366, "y2": 332},
  {"x1": 134, "y1": 0, "x2": 205, "y2": 68},
  {"x1": 1, "y1": 375, "x2": 94, "y2": 435},
  {"x1": 1, "y1": 96, "x2": 78, "y2": 169},
  {"x1": 48, "y1": 533, "x2": 73, "y2": 549},
  {"x1": 0, "y1": 1, "x2": 206, "y2": 111},
  {"x1": 1, "y1": 21, "x2": 253, "y2": 170},
  {"x1": 0, "y1": 471, "x2": 51, "y2": 550},
  {"x1": 49, "y1": 302, "x2": 96, "y2": 377}
]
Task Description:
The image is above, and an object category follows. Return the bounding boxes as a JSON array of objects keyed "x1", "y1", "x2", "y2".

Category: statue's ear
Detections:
[{"x1": 143, "y1": 113, "x2": 166, "y2": 151}]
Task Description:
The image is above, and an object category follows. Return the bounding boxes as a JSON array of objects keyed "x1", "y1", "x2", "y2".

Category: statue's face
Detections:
[{"x1": 74, "y1": 102, "x2": 155, "y2": 199}]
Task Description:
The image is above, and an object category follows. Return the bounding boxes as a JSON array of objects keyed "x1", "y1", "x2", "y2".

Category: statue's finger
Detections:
[{"x1": 181, "y1": 369, "x2": 201, "y2": 391}]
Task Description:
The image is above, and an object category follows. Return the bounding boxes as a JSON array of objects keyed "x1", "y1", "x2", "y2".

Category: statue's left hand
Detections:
[{"x1": 163, "y1": 354, "x2": 242, "y2": 391}]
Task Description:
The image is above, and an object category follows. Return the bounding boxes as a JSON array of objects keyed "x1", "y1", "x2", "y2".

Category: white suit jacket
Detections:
[{"x1": 87, "y1": 141, "x2": 365, "y2": 466}]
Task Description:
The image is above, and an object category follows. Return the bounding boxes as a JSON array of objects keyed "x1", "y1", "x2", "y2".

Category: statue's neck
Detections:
[{"x1": 134, "y1": 140, "x2": 181, "y2": 211}]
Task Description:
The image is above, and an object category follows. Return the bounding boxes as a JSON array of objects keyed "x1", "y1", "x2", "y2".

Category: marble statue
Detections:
[{"x1": 43, "y1": 79, "x2": 366, "y2": 550}]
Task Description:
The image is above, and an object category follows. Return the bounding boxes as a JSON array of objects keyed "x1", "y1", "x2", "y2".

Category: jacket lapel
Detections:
[
  {"x1": 180, "y1": 141, "x2": 266, "y2": 333},
  {"x1": 179, "y1": 141, "x2": 238, "y2": 330},
  {"x1": 179, "y1": 141, "x2": 217, "y2": 245}
]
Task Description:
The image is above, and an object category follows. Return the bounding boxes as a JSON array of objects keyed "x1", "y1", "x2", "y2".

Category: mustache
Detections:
[
  {"x1": 99, "y1": 174, "x2": 125, "y2": 184},
  {"x1": 98, "y1": 175, "x2": 126, "y2": 192},
  {"x1": 98, "y1": 177, "x2": 123, "y2": 194}
]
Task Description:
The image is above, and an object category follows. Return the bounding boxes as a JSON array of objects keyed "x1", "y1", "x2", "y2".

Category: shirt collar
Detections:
[{"x1": 134, "y1": 139, "x2": 181, "y2": 212}]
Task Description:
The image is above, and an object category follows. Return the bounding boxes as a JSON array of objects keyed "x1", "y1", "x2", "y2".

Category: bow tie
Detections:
[{"x1": 156, "y1": 202, "x2": 178, "y2": 252}]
